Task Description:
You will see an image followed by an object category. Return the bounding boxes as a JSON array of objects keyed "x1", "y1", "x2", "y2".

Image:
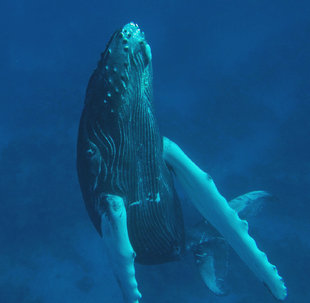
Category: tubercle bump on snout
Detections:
[
  {"x1": 91, "y1": 22, "x2": 152, "y2": 112},
  {"x1": 97, "y1": 22, "x2": 151, "y2": 76}
]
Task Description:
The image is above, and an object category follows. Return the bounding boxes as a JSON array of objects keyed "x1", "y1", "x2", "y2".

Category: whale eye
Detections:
[{"x1": 86, "y1": 148, "x2": 95, "y2": 158}]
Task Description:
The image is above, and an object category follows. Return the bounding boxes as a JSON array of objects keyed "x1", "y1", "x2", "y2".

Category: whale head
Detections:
[{"x1": 85, "y1": 22, "x2": 153, "y2": 112}]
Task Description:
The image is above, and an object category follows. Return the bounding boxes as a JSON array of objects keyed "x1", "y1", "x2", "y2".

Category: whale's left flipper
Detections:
[
  {"x1": 193, "y1": 238, "x2": 229, "y2": 296},
  {"x1": 101, "y1": 194, "x2": 142, "y2": 303},
  {"x1": 163, "y1": 137, "x2": 287, "y2": 300}
]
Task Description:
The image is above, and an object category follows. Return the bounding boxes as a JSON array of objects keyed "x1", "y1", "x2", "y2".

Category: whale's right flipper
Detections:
[
  {"x1": 101, "y1": 194, "x2": 142, "y2": 303},
  {"x1": 163, "y1": 137, "x2": 287, "y2": 300}
]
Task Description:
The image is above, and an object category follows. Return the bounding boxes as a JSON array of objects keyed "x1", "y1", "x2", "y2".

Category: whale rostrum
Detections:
[{"x1": 77, "y1": 22, "x2": 287, "y2": 302}]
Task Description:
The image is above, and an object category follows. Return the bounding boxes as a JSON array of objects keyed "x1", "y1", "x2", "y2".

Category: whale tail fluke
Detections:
[{"x1": 229, "y1": 190, "x2": 272, "y2": 219}]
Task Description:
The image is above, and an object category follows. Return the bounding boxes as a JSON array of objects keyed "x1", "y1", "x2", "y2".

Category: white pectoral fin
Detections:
[
  {"x1": 163, "y1": 137, "x2": 287, "y2": 300},
  {"x1": 194, "y1": 238, "x2": 229, "y2": 296},
  {"x1": 101, "y1": 194, "x2": 142, "y2": 303}
]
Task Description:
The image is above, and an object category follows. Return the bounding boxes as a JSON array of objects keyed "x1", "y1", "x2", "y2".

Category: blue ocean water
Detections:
[{"x1": 1, "y1": 0, "x2": 309, "y2": 302}]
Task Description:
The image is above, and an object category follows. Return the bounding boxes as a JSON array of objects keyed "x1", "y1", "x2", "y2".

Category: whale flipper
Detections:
[
  {"x1": 189, "y1": 191, "x2": 268, "y2": 296},
  {"x1": 163, "y1": 137, "x2": 287, "y2": 300},
  {"x1": 193, "y1": 238, "x2": 229, "y2": 295},
  {"x1": 101, "y1": 194, "x2": 141, "y2": 303}
]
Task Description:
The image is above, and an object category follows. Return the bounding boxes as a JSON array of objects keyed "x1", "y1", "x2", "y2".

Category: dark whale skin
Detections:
[{"x1": 77, "y1": 23, "x2": 185, "y2": 264}]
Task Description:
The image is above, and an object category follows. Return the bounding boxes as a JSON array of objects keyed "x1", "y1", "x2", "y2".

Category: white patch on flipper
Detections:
[
  {"x1": 101, "y1": 194, "x2": 142, "y2": 303},
  {"x1": 163, "y1": 137, "x2": 287, "y2": 300}
]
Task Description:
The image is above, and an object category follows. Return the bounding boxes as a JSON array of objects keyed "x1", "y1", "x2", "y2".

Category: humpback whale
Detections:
[{"x1": 77, "y1": 22, "x2": 287, "y2": 303}]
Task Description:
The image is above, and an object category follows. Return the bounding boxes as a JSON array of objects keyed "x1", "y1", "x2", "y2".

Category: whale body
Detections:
[
  {"x1": 77, "y1": 23, "x2": 184, "y2": 265},
  {"x1": 77, "y1": 22, "x2": 287, "y2": 303}
]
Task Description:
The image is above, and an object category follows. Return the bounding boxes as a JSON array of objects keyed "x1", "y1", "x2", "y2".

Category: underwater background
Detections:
[{"x1": 1, "y1": 0, "x2": 309, "y2": 302}]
